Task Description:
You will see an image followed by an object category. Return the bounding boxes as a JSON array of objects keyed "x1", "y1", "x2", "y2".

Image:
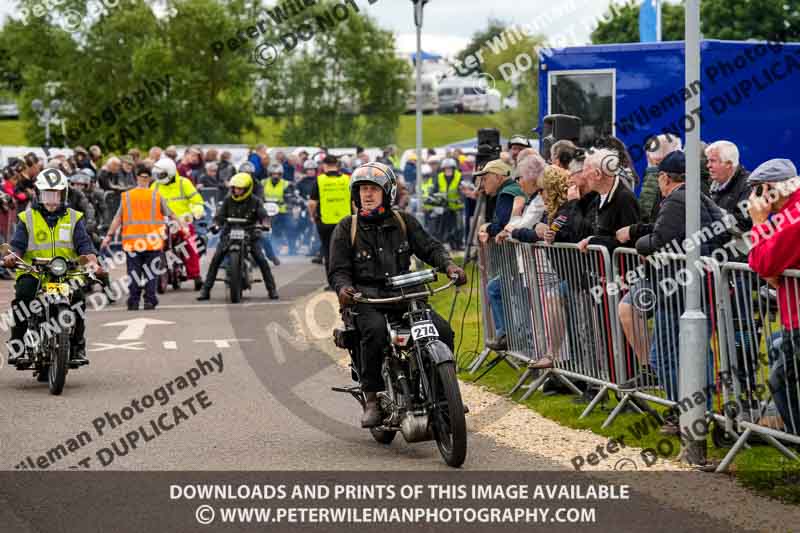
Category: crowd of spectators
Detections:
[{"x1": 476, "y1": 131, "x2": 800, "y2": 436}]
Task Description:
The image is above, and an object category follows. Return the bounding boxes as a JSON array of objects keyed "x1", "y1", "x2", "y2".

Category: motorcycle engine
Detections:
[{"x1": 400, "y1": 411, "x2": 431, "y2": 443}]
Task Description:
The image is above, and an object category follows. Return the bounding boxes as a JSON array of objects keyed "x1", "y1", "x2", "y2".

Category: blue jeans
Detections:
[
  {"x1": 487, "y1": 276, "x2": 506, "y2": 338},
  {"x1": 769, "y1": 330, "x2": 800, "y2": 435},
  {"x1": 649, "y1": 300, "x2": 715, "y2": 405},
  {"x1": 260, "y1": 233, "x2": 278, "y2": 262}
]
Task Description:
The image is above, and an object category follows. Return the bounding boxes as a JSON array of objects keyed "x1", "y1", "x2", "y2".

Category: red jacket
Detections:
[
  {"x1": 748, "y1": 187, "x2": 800, "y2": 329},
  {"x1": 3, "y1": 179, "x2": 27, "y2": 203}
]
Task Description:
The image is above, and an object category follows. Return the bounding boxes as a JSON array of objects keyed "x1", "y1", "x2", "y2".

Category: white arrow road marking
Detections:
[
  {"x1": 163, "y1": 341, "x2": 177, "y2": 350},
  {"x1": 88, "y1": 342, "x2": 145, "y2": 352},
  {"x1": 193, "y1": 338, "x2": 254, "y2": 348},
  {"x1": 101, "y1": 318, "x2": 175, "y2": 340}
]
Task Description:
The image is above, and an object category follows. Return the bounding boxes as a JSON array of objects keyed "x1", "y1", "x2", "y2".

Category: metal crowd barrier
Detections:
[
  {"x1": 465, "y1": 241, "x2": 521, "y2": 374},
  {"x1": 712, "y1": 263, "x2": 800, "y2": 471},
  {"x1": 610, "y1": 249, "x2": 733, "y2": 427},
  {"x1": 469, "y1": 238, "x2": 800, "y2": 471},
  {"x1": 513, "y1": 242, "x2": 626, "y2": 417}
]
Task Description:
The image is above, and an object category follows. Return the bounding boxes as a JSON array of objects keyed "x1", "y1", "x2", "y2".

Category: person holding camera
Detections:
[{"x1": 747, "y1": 158, "x2": 800, "y2": 435}]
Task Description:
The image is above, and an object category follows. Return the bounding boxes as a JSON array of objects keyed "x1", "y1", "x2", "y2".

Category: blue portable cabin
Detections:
[{"x1": 538, "y1": 39, "x2": 800, "y2": 194}]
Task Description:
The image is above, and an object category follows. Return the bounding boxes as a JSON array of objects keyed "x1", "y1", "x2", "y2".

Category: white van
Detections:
[
  {"x1": 405, "y1": 74, "x2": 439, "y2": 114},
  {"x1": 438, "y1": 77, "x2": 499, "y2": 114}
]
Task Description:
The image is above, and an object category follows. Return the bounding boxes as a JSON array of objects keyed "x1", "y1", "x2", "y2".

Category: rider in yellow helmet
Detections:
[{"x1": 197, "y1": 173, "x2": 278, "y2": 300}]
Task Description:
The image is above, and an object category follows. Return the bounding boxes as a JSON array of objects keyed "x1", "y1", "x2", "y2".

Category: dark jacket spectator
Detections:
[
  {"x1": 710, "y1": 164, "x2": 751, "y2": 232},
  {"x1": 638, "y1": 165, "x2": 662, "y2": 224},
  {"x1": 633, "y1": 151, "x2": 728, "y2": 257}
]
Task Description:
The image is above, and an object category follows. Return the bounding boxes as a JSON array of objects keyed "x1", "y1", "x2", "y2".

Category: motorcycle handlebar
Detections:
[{"x1": 351, "y1": 275, "x2": 458, "y2": 304}]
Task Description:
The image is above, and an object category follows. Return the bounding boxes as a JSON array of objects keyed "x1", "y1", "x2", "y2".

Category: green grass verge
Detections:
[
  {"x1": 0, "y1": 118, "x2": 29, "y2": 145},
  {"x1": 394, "y1": 112, "x2": 511, "y2": 151},
  {"x1": 0, "y1": 112, "x2": 511, "y2": 150},
  {"x1": 429, "y1": 272, "x2": 800, "y2": 504}
]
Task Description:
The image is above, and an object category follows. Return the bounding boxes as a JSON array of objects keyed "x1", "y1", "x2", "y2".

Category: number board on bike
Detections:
[
  {"x1": 229, "y1": 228, "x2": 246, "y2": 240},
  {"x1": 45, "y1": 283, "x2": 70, "y2": 296},
  {"x1": 411, "y1": 321, "x2": 439, "y2": 341}
]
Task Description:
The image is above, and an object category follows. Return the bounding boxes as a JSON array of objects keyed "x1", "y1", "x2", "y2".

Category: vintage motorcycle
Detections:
[
  {"x1": 333, "y1": 269, "x2": 467, "y2": 467},
  {"x1": 213, "y1": 217, "x2": 264, "y2": 304},
  {"x1": 0, "y1": 243, "x2": 95, "y2": 395}
]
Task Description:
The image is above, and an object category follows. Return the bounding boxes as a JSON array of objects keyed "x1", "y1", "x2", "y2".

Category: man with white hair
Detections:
[
  {"x1": 576, "y1": 148, "x2": 640, "y2": 253},
  {"x1": 639, "y1": 134, "x2": 683, "y2": 223},
  {"x1": 706, "y1": 140, "x2": 751, "y2": 233}
]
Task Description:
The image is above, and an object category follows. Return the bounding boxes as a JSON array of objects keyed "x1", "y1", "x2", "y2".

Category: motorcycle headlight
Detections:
[{"x1": 49, "y1": 257, "x2": 68, "y2": 277}]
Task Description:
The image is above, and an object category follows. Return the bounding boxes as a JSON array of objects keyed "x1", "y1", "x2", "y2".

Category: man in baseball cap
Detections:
[{"x1": 475, "y1": 158, "x2": 526, "y2": 351}]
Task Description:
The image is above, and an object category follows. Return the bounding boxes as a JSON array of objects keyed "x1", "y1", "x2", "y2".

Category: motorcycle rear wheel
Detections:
[{"x1": 430, "y1": 361, "x2": 467, "y2": 467}]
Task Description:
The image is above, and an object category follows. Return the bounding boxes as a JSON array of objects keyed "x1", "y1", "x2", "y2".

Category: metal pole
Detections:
[
  {"x1": 414, "y1": 0, "x2": 424, "y2": 218},
  {"x1": 43, "y1": 110, "x2": 51, "y2": 154},
  {"x1": 656, "y1": 0, "x2": 662, "y2": 42},
  {"x1": 679, "y1": 0, "x2": 707, "y2": 465}
]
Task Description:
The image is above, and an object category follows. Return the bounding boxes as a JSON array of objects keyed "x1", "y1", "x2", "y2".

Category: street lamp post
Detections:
[
  {"x1": 680, "y1": 0, "x2": 707, "y2": 466},
  {"x1": 31, "y1": 98, "x2": 62, "y2": 156},
  {"x1": 412, "y1": 0, "x2": 428, "y2": 219}
]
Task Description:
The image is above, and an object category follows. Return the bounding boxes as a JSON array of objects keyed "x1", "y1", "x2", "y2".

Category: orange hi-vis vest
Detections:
[{"x1": 121, "y1": 188, "x2": 166, "y2": 252}]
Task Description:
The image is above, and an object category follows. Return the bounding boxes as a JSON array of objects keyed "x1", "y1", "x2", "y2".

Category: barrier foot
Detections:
[
  {"x1": 504, "y1": 358, "x2": 521, "y2": 371},
  {"x1": 762, "y1": 433, "x2": 799, "y2": 462},
  {"x1": 601, "y1": 392, "x2": 631, "y2": 429},
  {"x1": 520, "y1": 370, "x2": 551, "y2": 402},
  {"x1": 553, "y1": 373, "x2": 584, "y2": 397},
  {"x1": 580, "y1": 385, "x2": 609, "y2": 419},
  {"x1": 471, "y1": 352, "x2": 511, "y2": 383},
  {"x1": 508, "y1": 368, "x2": 534, "y2": 397},
  {"x1": 467, "y1": 348, "x2": 491, "y2": 374},
  {"x1": 715, "y1": 428, "x2": 753, "y2": 473}
]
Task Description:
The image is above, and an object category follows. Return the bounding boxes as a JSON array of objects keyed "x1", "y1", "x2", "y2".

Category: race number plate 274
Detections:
[
  {"x1": 229, "y1": 228, "x2": 246, "y2": 240},
  {"x1": 411, "y1": 321, "x2": 439, "y2": 341}
]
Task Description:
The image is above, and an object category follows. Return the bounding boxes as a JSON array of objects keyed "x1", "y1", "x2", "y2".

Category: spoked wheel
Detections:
[
  {"x1": 171, "y1": 266, "x2": 181, "y2": 290},
  {"x1": 227, "y1": 251, "x2": 242, "y2": 303},
  {"x1": 49, "y1": 322, "x2": 70, "y2": 395},
  {"x1": 429, "y1": 361, "x2": 467, "y2": 467},
  {"x1": 157, "y1": 253, "x2": 168, "y2": 294}
]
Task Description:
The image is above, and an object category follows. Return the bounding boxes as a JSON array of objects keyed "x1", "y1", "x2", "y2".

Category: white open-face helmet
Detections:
[
  {"x1": 152, "y1": 158, "x2": 177, "y2": 184},
  {"x1": 35, "y1": 168, "x2": 69, "y2": 209}
]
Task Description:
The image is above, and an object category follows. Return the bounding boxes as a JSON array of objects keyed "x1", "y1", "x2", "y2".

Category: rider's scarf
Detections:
[{"x1": 357, "y1": 205, "x2": 388, "y2": 223}]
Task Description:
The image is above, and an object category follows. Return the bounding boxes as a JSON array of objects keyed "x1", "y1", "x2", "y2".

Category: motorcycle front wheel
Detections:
[
  {"x1": 48, "y1": 313, "x2": 71, "y2": 395},
  {"x1": 227, "y1": 250, "x2": 243, "y2": 303},
  {"x1": 429, "y1": 361, "x2": 467, "y2": 467}
]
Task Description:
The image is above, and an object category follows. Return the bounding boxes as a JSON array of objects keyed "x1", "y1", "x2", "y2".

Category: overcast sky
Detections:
[
  {"x1": 0, "y1": 0, "x2": 626, "y2": 57},
  {"x1": 369, "y1": 0, "x2": 622, "y2": 56}
]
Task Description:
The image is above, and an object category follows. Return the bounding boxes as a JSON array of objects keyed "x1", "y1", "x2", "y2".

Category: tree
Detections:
[
  {"x1": 257, "y1": 0, "x2": 410, "y2": 147},
  {"x1": 591, "y1": 0, "x2": 800, "y2": 44},
  {"x1": 454, "y1": 18, "x2": 508, "y2": 75},
  {"x1": 480, "y1": 32, "x2": 544, "y2": 134},
  {"x1": 2, "y1": 0, "x2": 260, "y2": 151}
]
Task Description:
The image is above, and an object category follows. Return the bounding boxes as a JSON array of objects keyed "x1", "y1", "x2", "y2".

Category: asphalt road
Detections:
[{"x1": 0, "y1": 254, "x2": 561, "y2": 472}]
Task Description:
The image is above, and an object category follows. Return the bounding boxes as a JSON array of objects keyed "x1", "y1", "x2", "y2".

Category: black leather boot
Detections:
[{"x1": 361, "y1": 392, "x2": 382, "y2": 428}]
